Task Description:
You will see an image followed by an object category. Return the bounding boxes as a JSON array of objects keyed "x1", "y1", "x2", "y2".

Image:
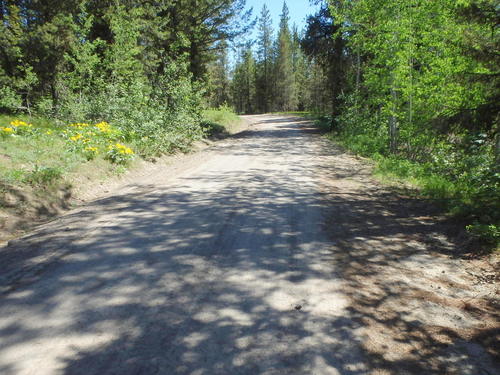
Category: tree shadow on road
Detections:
[{"x1": 0, "y1": 118, "x2": 497, "y2": 374}]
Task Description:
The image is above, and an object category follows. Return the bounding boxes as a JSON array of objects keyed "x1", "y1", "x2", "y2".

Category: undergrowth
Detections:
[
  {"x1": 202, "y1": 105, "x2": 241, "y2": 137},
  {"x1": 308, "y1": 114, "x2": 500, "y2": 251}
]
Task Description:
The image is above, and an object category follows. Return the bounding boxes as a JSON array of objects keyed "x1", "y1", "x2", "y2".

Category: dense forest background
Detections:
[
  {"x1": 0, "y1": 0, "x2": 252, "y2": 153},
  {"x1": 0, "y1": 0, "x2": 498, "y2": 246}
]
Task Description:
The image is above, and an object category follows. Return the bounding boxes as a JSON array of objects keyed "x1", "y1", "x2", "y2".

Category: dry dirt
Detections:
[
  {"x1": 318, "y1": 142, "x2": 499, "y2": 375},
  {"x1": 0, "y1": 115, "x2": 498, "y2": 375}
]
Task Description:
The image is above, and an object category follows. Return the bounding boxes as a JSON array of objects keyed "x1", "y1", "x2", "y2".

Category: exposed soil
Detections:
[{"x1": 318, "y1": 137, "x2": 499, "y2": 374}]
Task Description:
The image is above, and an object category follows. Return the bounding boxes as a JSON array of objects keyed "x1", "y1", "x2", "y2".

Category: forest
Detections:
[{"x1": 0, "y1": 0, "x2": 498, "y2": 247}]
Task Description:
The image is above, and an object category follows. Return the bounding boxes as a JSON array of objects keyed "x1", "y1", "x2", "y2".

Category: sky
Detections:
[{"x1": 245, "y1": 0, "x2": 321, "y2": 37}]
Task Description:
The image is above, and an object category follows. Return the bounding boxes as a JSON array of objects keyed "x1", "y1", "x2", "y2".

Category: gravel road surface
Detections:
[{"x1": 0, "y1": 115, "x2": 497, "y2": 375}]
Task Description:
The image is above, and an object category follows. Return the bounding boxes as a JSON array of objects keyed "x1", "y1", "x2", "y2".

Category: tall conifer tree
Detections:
[
  {"x1": 274, "y1": 1, "x2": 297, "y2": 111},
  {"x1": 255, "y1": 4, "x2": 273, "y2": 113}
]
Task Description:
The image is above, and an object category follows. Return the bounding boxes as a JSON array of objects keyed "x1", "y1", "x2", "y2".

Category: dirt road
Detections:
[{"x1": 0, "y1": 115, "x2": 498, "y2": 374}]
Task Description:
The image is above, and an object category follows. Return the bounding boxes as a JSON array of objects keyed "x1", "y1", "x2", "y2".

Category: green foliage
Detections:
[
  {"x1": 0, "y1": 0, "x2": 251, "y2": 159},
  {"x1": 373, "y1": 156, "x2": 458, "y2": 199},
  {"x1": 202, "y1": 105, "x2": 241, "y2": 136},
  {"x1": 0, "y1": 85, "x2": 22, "y2": 113},
  {"x1": 231, "y1": 45, "x2": 257, "y2": 114},
  {"x1": 340, "y1": 134, "x2": 387, "y2": 157},
  {"x1": 466, "y1": 223, "x2": 500, "y2": 246},
  {"x1": 24, "y1": 165, "x2": 63, "y2": 186}
]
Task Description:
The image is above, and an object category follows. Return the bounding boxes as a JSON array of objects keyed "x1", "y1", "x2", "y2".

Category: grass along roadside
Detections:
[
  {"x1": 289, "y1": 112, "x2": 499, "y2": 252},
  {"x1": 202, "y1": 105, "x2": 242, "y2": 138},
  {"x1": 335, "y1": 141, "x2": 499, "y2": 252},
  {"x1": 0, "y1": 115, "x2": 133, "y2": 184},
  {"x1": 0, "y1": 108, "x2": 241, "y2": 243},
  {"x1": 0, "y1": 115, "x2": 137, "y2": 242}
]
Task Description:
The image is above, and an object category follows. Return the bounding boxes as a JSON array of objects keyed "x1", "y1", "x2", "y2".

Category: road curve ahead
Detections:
[{"x1": 0, "y1": 115, "x2": 368, "y2": 374}]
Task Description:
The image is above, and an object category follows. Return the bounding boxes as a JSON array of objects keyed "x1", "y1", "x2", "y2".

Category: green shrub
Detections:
[
  {"x1": 201, "y1": 105, "x2": 240, "y2": 136},
  {"x1": 24, "y1": 165, "x2": 62, "y2": 185},
  {"x1": 466, "y1": 223, "x2": 500, "y2": 246},
  {"x1": 105, "y1": 143, "x2": 135, "y2": 164}
]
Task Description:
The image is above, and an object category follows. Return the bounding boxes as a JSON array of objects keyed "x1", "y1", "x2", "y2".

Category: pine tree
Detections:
[
  {"x1": 255, "y1": 4, "x2": 273, "y2": 113},
  {"x1": 302, "y1": 4, "x2": 346, "y2": 127},
  {"x1": 274, "y1": 1, "x2": 297, "y2": 111},
  {"x1": 291, "y1": 25, "x2": 307, "y2": 111},
  {"x1": 163, "y1": 0, "x2": 254, "y2": 82},
  {"x1": 231, "y1": 44, "x2": 256, "y2": 114},
  {"x1": 207, "y1": 41, "x2": 231, "y2": 107}
]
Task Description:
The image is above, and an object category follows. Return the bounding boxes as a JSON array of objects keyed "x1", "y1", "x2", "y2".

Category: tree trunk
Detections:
[{"x1": 389, "y1": 84, "x2": 398, "y2": 154}]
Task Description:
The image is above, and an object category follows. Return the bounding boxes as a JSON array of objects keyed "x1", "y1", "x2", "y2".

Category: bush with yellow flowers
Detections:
[
  {"x1": 0, "y1": 119, "x2": 34, "y2": 137},
  {"x1": 105, "y1": 143, "x2": 135, "y2": 164},
  {"x1": 10, "y1": 119, "x2": 34, "y2": 135},
  {"x1": 63, "y1": 121, "x2": 134, "y2": 163},
  {"x1": 2, "y1": 117, "x2": 135, "y2": 164},
  {"x1": 83, "y1": 146, "x2": 99, "y2": 161},
  {"x1": 0, "y1": 126, "x2": 15, "y2": 137}
]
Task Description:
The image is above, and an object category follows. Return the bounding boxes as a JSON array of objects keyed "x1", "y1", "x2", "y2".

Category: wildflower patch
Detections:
[
  {"x1": 1, "y1": 118, "x2": 135, "y2": 164},
  {"x1": 106, "y1": 143, "x2": 135, "y2": 164}
]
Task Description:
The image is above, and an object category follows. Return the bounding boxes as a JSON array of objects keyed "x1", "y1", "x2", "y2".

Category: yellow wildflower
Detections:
[
  {"x1": 108, "y1": 143, "x2": 134, "y2": 155},
  {"x1": 1, "y1": 127, "x2": 14, "y2": 134},
  {"x1": 70, "y1": 134, "x2": 83, "y2": 142},
  {"x1": 69, "y1": 122, "x2": 90, "y2": 128},
  {"x1": 95, "y1": 121, "x2": 111, "y2": 133},
  {"x1": 116, "y1": 143, "x2": 133, "y2": 154},
  {"x1": 10, "y1": 120, "x2": 31, "y2": 127}
]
